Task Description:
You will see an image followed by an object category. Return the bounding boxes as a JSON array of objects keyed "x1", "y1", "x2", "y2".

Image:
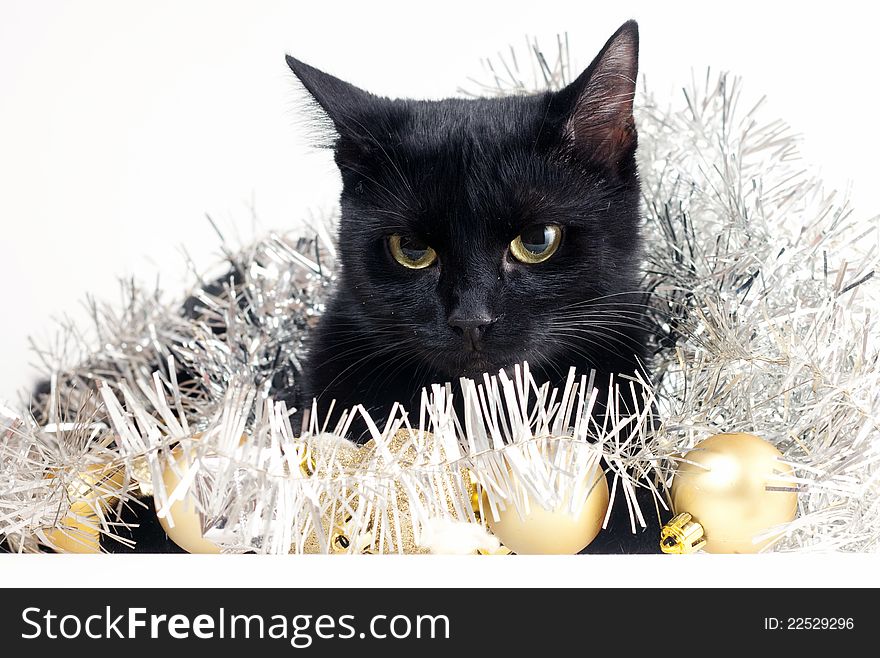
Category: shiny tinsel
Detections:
[{"x1": 1, "y1": 39, "x2": 877, "y2": 553}]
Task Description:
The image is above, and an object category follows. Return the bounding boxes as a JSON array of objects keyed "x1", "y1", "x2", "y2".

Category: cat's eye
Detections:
[
  {"x1": 509, "y1": 224, "x2": 562, "y2": 264},
  {"x1": 389, "y1": 234, "x2": 437, "y2": 269}
]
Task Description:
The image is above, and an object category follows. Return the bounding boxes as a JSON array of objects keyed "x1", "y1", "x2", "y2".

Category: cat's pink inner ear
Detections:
[{"x1": 565, "y1": 24, "x2": 638, "y2": 165}]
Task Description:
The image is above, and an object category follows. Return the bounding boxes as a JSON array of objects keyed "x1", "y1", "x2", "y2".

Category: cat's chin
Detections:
[
  {"x1": 438, "y1": 352, "x2": 579, "y2": 386},
  {"x1": 429, "y1": 352, "x2": 496, "y2": 381},
  {"x1": 435, "y1": 352, "x2": 531, "y2": 382},
  {"x1": 458, "y1": 364, "x2": 496, "y2": 380}
]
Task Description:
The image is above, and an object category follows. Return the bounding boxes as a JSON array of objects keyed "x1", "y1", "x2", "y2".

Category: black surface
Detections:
[{"x1": 100, "y1": 498, "x2": 188, "y2": 554}]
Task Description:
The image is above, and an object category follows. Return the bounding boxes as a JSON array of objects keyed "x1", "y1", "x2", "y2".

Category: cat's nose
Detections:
[{"x1": 448, "y1": 313, "x2": 495, "y2": 351}]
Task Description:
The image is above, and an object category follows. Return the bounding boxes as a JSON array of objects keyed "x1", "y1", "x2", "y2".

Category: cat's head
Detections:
[{"x1": 288, "y1": 21, "x2": 646, "y2": 382}]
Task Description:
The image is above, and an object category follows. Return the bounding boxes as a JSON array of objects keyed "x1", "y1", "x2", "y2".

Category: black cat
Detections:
[
  {"x1": 289, "y1": 21, "x2": 663, "y2": 551},
  {"x1": 291, "y1": 22, "x2": 647, "y2": 428}
]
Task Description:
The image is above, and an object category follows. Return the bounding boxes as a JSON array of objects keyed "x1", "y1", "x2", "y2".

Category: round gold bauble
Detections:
[
  {"x1": 46, "y1": 461, "x2": 126, "y2": 554},
  {"x1": 485, "y1": 463, "x2": 609, "y2": 555},
  {"x1": 670, "y1": 432, "x2": 798, "y2": 553},
  {"x1": 157, "y1": 440, "x2": 222, "y2": 554},
  {"x1": 45, "y1": 511, "x2": 101, "y2": 554},
  {"x1": 67, "y1": 462, "x2": 127, "y2": 511},
  {"x1": 297, "y1": 429, "x2": 472, "y2": 554}
]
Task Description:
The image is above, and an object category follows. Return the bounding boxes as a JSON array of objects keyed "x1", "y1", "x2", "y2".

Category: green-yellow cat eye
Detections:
[
  {"x1": 389, "y1": 234, "x2": 437, "y2": 269},
  {"x1": 509, "y1": 224, "x2": 562, "y2": 264}
]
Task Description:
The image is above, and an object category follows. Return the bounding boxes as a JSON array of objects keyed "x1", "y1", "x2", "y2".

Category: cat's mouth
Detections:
[
  {"x1": 459, "y1": 358, "x2": 493, "y2": 378},
  {"x1": 443, "y1": 349, "x2": 515, "y2": 379}
]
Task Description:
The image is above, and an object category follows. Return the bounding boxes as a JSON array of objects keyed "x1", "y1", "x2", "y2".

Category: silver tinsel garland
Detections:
[{"x1": 1, "y1": 40, "x2": 877, "y2": 553}]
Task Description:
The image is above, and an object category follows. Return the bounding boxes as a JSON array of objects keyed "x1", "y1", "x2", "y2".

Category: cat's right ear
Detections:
[
  {"x1": 550, "y1": 21, "x2": 639, "y2": 172},
  {"x1": 285, "y1": 55, "x2": 371, "y2": 143}
]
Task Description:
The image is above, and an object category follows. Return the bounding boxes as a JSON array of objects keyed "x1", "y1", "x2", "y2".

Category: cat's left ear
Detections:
[
  {"x1": 553, "y1": 20, "x2": 639, "y2": 169},
  {"x1": 285, "y1": 55, "x2": 372, "y2": 139}
]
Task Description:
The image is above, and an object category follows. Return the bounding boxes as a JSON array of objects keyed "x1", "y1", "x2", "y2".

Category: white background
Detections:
[
  {"x1": 0, "y1": 0, "x2": 878, "y2": 584},
  {"x1": 5, "y1": 553, "x2": 880, "y2": 588}
]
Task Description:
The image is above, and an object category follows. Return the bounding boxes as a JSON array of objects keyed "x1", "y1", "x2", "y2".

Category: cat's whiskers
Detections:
[
  {"x1": 549, "y1": 305, "x2": 656, "y2": 349},
  {"x1": 553, "y1": 319, "x2": 656, "y2": 337},
  {"x1": 553, "y1": 310, "x2": 656, "y2": 324},
  {"x1": 367, "y1": 342, "x2": 434, "y2": 402},
  {"x1": 550, "y1": 313, "x2": 652, "y2": 344},
  {"x1": 411, "y1": 345, "x2": 447, "y2": 395},
  {"x1": 551, "y1": 307, "x2": 656, "y2": 326},
  {"x1": 304, "y1": 328, "x2": 405, "y2": 356},
  {"x1": 540, "y1": 335, "x2": 600, "y2": 371},
  {"x1": 549, "y1": 327, "x2": 645, "y2": 355},
  {"x1": 528, "y1": 339, "x2": 569, "y2": 382},
  {"x1": 305, "y1": 323, "x2": 410, "y2": 365},
  {"x1": 554, "y1": 293, "x2": 657, "y2": 312},
  {"x1": 312, "y1": 340, "x2": 413, "y2": 399},
  {"x1": 311, "y1": 315, "x2": 428, "y2": 392}
]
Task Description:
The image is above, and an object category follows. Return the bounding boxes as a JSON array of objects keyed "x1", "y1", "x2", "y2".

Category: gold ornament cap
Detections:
[{"x1": 660, "y1": 512, "x2": 706, "y2": 554}]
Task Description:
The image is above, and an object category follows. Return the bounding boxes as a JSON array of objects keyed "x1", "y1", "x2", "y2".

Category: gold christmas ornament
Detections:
[
  {"x1": 157, "y1": 441, "x2": 221, "y2": 554},
  {"x1": 665, "y1": 432, "x2": 798, "y2": 554},
  {"x1": 484, "y1": 461, "x2": 609, "y2": 555},
  {"x1": 46, "y1": 461, "x2": 126, "y2": 554},
  {"x1": 157, "y1": 432, "x2": 367, "y2": 555},
  {"x1": 298, "y1": 429, "x2": 477, "y2": 554},
  {"x1": 129, "y1": 455, "x2": 154, "y2": 497},
  {"x1": 68, "y1": 462, "x2": 127, "y2": 510},
  {"x1": 45, "y1": 511, "x2": 101, "y2": 554},
  {"x1": 155, "y1": 436, "x2": 254, "y2": 555}
]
